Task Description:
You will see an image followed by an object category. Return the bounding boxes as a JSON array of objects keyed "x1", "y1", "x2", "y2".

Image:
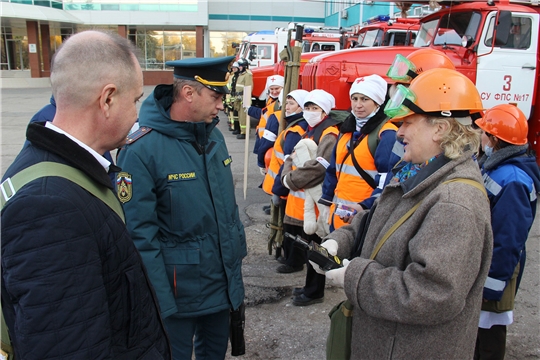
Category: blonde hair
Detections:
[{"x1": 427, "y1": 116, "x2": 481, "y2": 159}]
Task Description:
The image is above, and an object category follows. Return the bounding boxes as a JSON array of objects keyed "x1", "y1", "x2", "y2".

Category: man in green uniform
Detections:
[{"x1": 117, "y1": 56, "x2": 246, "y2": 360}]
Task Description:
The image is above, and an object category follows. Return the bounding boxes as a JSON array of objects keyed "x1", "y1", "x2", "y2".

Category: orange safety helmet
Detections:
[
  {"x1": 407, "y1": 48, "x2": 455, "y2": 76},
  {"x1": 475, "y1": 104, "x2": 528, "y2": 145},
  {"x1": 264, "y1": 148, "x2": 273, "y2": 169},
  {"x1": 385, "y1": 68, "x2": 484, "y2": 121},
  {"x1": 387, "y1": 49, "x2": 456, "y2": 84}
]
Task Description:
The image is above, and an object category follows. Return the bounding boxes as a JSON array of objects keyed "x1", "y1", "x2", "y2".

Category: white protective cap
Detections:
[
  {"x1": 232, "y1": 61, "x2": 239, "y2": 68},
  {"x1": 260, "y1": 75, "x2": 285, "y2": 100},
  {"x1": 349, "y1": 74, "x2": 388, "y2": 105},
  {"x1": 304, "y1": 89, "x2": 336, "y2": 115},
  {"x1": 287, "y1": 89, "x2": 309, "y2": 110}
]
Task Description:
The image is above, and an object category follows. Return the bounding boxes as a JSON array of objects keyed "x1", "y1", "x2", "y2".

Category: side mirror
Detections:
[
  {"x1": 461, "y1": 35, "x2": 474, "y2": 48},
  {"x1": 494, "y1": 10, "x2": 512, "y2": 46},
  {"x1": 248, "y1": 50, "x2": 256, "y2": 61}
]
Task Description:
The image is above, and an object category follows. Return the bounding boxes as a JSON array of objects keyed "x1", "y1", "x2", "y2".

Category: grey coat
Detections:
[{"x1": 330, "y1": 151, "x2": 493, "y2": 359}]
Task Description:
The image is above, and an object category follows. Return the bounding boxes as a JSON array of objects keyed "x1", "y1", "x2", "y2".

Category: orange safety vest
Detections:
[
  {"x1": 329, "y1": 122, "x2": 397, "y2": 229},
  {"x1": 285, "y1": 125, "x2": 339, "y2": 222},
  {"x1": 262, "y1": 121, "x2": 306, "y2": 195},
  {"x1": 255, "y1": 98, "x2": 279, "y2": 140}
]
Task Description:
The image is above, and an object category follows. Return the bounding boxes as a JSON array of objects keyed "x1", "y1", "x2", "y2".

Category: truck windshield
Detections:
[
  {"x1": 357, "y1": 29, "x2": 384, "y2": 47},
  {"x1": 415, "y1": 11, "x2": 482, "y2": 47}
]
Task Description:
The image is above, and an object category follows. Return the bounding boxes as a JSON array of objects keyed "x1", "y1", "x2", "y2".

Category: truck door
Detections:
[
  {"x1": 476, "y1": 12, "x2": 538, "y2": 119},
  {"x1": 248, "y1": 43, "x2": 275, "y2": 68}
]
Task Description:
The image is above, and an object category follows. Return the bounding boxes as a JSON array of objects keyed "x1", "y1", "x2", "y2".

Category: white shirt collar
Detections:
[{"x1": 45, "y1": 122, "x2": 111, "y2": 172}]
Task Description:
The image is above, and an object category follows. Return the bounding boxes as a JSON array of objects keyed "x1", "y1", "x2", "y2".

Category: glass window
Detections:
[
  {"x1": 181, "y1": 32, "x2": 196, "y2": 59},
  {"x1": 357, "y1": 29, "x2": 383, "y2": 47},
  {"x1": 127, "y1": 29, "x2": 216, "y2": 70},
  {"x1": 415, "y1": 18, "x2": 438, "y2": 47},
  {"x1": 256, "y1": 45, "x2": 272, "y2": 59},
  {"x1": 209, "y1": 31, "x2": 246, "y2": 57},
  {"x1": 320, "y1": 44, "x2": 335, "y2": 51},
  {"x1": 434, "y1": 12, "x2": 481, "y2": 46},
  {"x1": 119, "y1": 4, "x2": 140, "y2": 11},
  {"x1": 34, "y1": 1, "x2": 52, "y2": 7},
  {"x1": 502, "y1": 16, "x2": 532, "y2": 49},
  {"x1": 0, "y1": 26, "x2": 29, "y2": 70},
  {"x1": 163, "y1": 31, "x2": 183, "y2": 62},
  {"x1": 101, "y1": 4, "x2": 119, "y2": 10}
]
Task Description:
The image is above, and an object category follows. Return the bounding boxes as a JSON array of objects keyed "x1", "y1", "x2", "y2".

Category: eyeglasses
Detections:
[
  {"x1": 384, "y1": 84, "x2": 417, "y2": 118},
  {"x1": 386, "y1": 54, "x2": 418, "y2": 83}
]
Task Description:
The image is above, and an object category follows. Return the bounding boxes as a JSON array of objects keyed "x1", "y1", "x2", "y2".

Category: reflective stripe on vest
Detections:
[
  {"x1": 256, "y1": 98, "x2": 278, "y2": 139},
  {"x1": 330, "y1": 122, "x2": 396, "y2": 229},
  {"x1": 285, "y1": 126, "x2": 338, "y2": 221},
  {"x1": 262, "y1": 123, "x2": 306, "y2": 195}
]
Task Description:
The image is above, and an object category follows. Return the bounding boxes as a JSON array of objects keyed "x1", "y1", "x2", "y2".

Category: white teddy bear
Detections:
[{"x1": 291, "y1": 138, "x2": 330, "y2": 238}]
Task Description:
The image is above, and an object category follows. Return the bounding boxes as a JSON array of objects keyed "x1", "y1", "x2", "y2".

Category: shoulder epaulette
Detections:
[{"x1": 125, "y1": 126, "x2": 152, "y2": 145}]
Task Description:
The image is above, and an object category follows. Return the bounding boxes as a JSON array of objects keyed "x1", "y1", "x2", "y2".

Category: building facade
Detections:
[{"x1": 1, "y1": 0, "x2": 400, "y2": 84}]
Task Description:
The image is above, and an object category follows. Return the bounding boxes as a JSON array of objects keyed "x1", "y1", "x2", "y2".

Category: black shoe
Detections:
[
  {"x1": 236, "y1": 134, "x2": 246, "y2": 139},
  {"x1": 292, "y1": 287, "x2": 304, "y2": 296},
  {"x1": 232, "y1": 129, "x2": 240, "y2": 135},
  {"x1": 276, "y1": 256, "x2": 287, "y2": 265},
  {"x1": 228, "y1": 127, "x2": 234, "y2": 132},
  {"x1": 262, "y1": 204, "x2": 271, "y2": 210},
  {"x1": 292, "y1": 294, "x2": 323, "y2": 306},
  {"x1": 276, "y1": 264, "x2": 303, "y2": 274},
  {"x1": 264, "y1": 207, "x2": 271, "y2": 215}
]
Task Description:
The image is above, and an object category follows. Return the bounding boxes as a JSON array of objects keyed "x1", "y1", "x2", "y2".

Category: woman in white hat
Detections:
[
  {"x1": 318, "y1": 74, "x2": 401, "y2": 231},
  {"x1": 280, "y1": 89, "x2": 342, "y2": 306},
  {"x1": 251, "y1": 75, "x2": 285, "y2": 153}
]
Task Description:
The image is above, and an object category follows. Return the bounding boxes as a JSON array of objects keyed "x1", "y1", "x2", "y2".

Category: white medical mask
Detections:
[
  {"x1": 484, "y1": 144, "x2": 494, "y2": 157},
  {"x1": 303, "y1": 111, "x2": 323, "y2": 127}
]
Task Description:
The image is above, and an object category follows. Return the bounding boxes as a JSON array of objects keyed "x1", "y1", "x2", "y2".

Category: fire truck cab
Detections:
[{"x1": 353, "y1": 15, "x2": 420, "y2": 47}]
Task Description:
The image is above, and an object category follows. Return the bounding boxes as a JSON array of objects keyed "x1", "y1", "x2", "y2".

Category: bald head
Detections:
[{"x1": 51, "y1": 30, "x2": 139, "y2": 109}]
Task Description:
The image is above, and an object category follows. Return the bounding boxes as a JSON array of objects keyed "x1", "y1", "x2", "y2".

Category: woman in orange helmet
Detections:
[
  {"x1": 474, "y1": 104, "x2": 540, "y2": 360},
  {"x1": 315, "y1": 68, "x2": 493, "y2": 359}
]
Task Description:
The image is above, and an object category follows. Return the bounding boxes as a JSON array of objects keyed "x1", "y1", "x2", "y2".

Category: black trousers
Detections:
[
  {"x1": 282, "y1": 223, "x2": 325, "y2": 299},
  {"x1": 474, "y1": 325, "x2": 507, "y2": 360},
  {"x1": 282, "y1": 223, "x2": 317, "y2": 268}
]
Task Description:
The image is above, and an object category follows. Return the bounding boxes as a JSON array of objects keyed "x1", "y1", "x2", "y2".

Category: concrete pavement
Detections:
[{"x1": 1, "y1": 80, "x2": 538, "y2": 359}]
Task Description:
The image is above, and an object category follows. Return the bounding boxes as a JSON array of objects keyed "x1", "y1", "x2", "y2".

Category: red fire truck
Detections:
[
  {"x1": 235, "y1": 26, "x2": 350, "y2": 69},
  {"x1": 301, "y1": 0, "x2": 540, "y2": 160},
  {"x1": 249, "y1": 17, "x2": 420, "y2": 105}
]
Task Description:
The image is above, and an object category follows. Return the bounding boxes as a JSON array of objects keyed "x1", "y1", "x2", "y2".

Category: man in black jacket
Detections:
[{"x1": 1, "y1": 30, "x2": 171, "y2": 359}]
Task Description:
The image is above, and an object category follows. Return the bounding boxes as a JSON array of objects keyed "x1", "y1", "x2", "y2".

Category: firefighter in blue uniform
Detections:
[{"x1": 117, "y1": 56, "x2": 247, "y2": 360}]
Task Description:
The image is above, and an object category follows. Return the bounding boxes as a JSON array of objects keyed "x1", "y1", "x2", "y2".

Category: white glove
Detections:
[
  {"x1": 318, "y1": 205, "x2": 330, "y2": 225},
  {"x1": 283, "y1": 175, "x2": 292, "y2": 190},
  {"x1": 325, "y1": 259, "x2": 350, "y2": 288},
  {"x1": 259, "y1": 167, "x2": 267, "y2": 176},
  {"x1": 321, "y1": 239, "x2": 338, "y2": 256}
]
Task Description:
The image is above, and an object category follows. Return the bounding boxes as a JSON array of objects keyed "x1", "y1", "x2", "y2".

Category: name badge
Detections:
[
  {"x1": 168, "y1": 172, "x2": 196, "y2": 182},
  {"x1": 223, "y1": 156, "x2": 232, "y2": 167}
]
